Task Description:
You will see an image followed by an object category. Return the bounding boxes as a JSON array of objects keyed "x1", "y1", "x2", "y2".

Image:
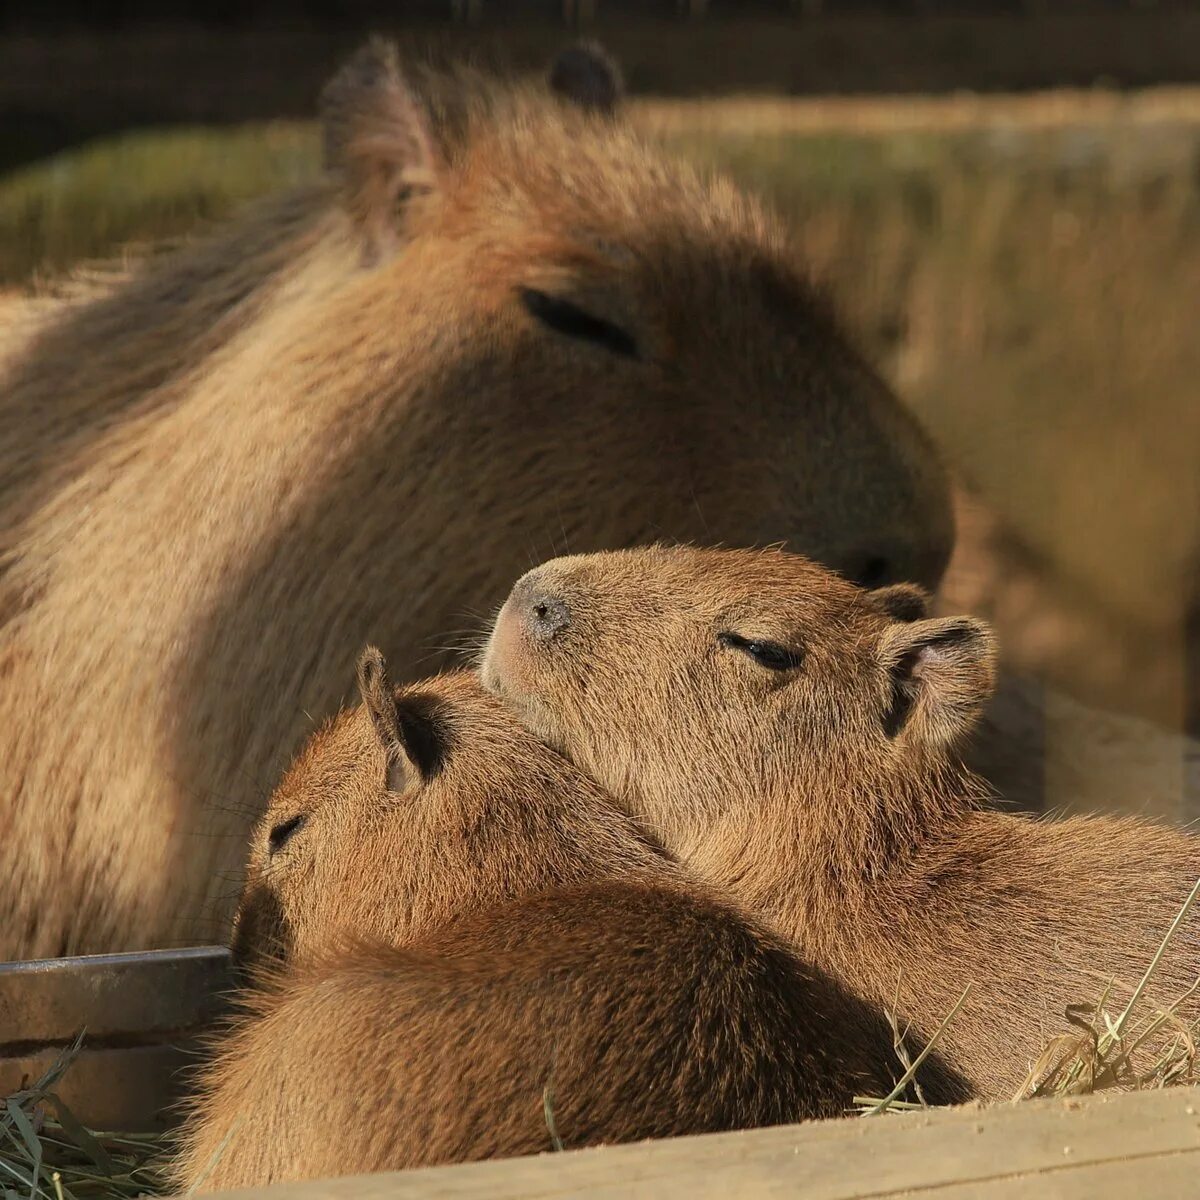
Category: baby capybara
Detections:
[
  {"x1": 174, "y1": 653, "x2": 951, "y2": 1191},
  {"x1": 483, "y1": 546, "x2": 1200, "y2": 1100}
]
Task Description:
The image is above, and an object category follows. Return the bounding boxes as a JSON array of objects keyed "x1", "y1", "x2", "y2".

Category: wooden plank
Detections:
[
  {"x1": 0, "y1": 946, "x2": 233, "y2": 1131},
  {"x1": 206, "y1": 1086, "x2": 1200, "y2": 1200},
  {"x1": 0, "y1": 1043, "x2": 201, "y2": 1133},
  {"x1": 0, "y1": 945, "x2": 232, "y2": 1043},
  {"x1": 932, "y1": 1152, "x2": 1200, "y2": 1200}
]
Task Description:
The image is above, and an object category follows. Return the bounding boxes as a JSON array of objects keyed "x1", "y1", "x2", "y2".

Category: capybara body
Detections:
[
  {"x1": 0, "y1": 42, "x2": 954, "y2": 960},
  {"x1": 483, "y1": 546, "x2": 1200, "y2": 1100},
  {"x1": 174, "y1": 661, "x2": 930, "y2": 1191}
]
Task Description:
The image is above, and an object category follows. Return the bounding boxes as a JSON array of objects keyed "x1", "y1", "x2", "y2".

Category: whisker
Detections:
[{"x1": 687, "y1": 481, "x2": 711, "y2": 541}]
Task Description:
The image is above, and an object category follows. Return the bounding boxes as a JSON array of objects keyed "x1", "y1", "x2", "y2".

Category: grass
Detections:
[
  {"x1": 0, "y1": 1037, "x2": 166, "y2": 1200},
  {"x1": 0, "y1": 122, "x2": 316, "y2": 286}
]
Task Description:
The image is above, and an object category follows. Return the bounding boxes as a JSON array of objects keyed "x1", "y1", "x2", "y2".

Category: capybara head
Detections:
[
  {"x1": 232, "y1": 650, "x2": 666, "y2": 977},
  {"x1": 310, "y1": 38, "x2": 953, "y2": 591},
  {"x1": 482, "y1": 547, "x2": 1200, "y2": 1108},
  {"x1": 482, "y1": 546, "x2": 996, "y2": 858}
]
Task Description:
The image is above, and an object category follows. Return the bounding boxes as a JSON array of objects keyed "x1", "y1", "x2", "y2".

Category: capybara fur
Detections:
[
  {"x1": 173, "y1": 656, "x2": 941, "y2": 1191},
  {"x1": 482, "y1": 546, "x2": 1200, "y2": 1100},
  {"x1": 0, "y1": 40, "x2": 954, "y2": 960}
]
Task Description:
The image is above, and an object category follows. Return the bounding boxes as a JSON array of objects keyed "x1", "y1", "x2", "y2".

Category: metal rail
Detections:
[{"x1": 0, "y1": 946, "x2": 233, "y2": 1131}]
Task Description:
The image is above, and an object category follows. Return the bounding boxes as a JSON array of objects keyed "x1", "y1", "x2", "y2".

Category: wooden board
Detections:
[
  {"x1": 207, "y1": 1085, "x2": 1200, "y2": 1200},
  {"x1": 0, "y1": 946, "x2": 233, "y2": 1131}
]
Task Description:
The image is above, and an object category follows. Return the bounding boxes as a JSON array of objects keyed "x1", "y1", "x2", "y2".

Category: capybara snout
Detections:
[
  {"x1": 491, "y1": 563, "x2": 582, "y2": 656},
  {"x1": 229, "y1": 883, "x2": 291, "y2": 984},
  {"x1": 524, "y1": 589, "x2": 572, "y2": 642}
]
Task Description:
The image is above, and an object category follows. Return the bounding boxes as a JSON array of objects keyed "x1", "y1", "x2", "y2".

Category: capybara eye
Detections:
[
  {"x1": 518, "y1": 287, "x2": 638, "y2": 360},
  {"x1": 718, "y1": 632, "x2": 804, "y2": 672},
  {"x1": 267, "y1": 813, "x2": 307, "y2": 856}
]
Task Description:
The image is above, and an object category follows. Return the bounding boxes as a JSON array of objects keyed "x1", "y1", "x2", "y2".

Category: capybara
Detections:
[
  {"x1": 0, "y1": 40, "x2": 956, "y2": 961},
  {"x1": 482, "y1": 546, "x2": 1200, "y2": 1100},
  {"x1": 173, "y1": 653, "x2": 945, "y2": 1191}
]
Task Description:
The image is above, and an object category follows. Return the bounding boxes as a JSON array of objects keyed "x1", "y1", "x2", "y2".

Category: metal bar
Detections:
[
  {"x1": 0, "y1": 945, "x2": 233, "y2": 1046},
  {"x1": 0, "y1": 945, "x2": 233, "y2": 1131}
]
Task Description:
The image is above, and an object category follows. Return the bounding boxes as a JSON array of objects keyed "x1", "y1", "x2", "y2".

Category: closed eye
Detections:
[
  {"x1": 267, "y1": 813, "x2": 307, "y2": 856},
  {"x1": 518, "y1": 287, "x2": 638, "y2": 359},
  {"x1": 719, "y1": 632, "x2": 804, "y2": 672}
]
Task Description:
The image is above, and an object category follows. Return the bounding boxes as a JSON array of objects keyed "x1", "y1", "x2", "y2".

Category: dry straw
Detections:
[
  {"x1": 1012, "y1": 875, "x2": 1200, "y2": 1101},
  {"x1": 0, "y1": 1035, "x2": 165, "y2": 1200},
  {"x1": 856, "y1": 876, "x2": 1200, "y2": 1115}
]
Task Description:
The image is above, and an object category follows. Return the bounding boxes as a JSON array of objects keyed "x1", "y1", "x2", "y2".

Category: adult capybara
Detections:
[
  {"x1": 0, "y1": 40, "x2": 955, "y2": 961},
  {"x1": 173, "y1": 654, "x2": 936, "y2": 1191},
  {"x1": 483, "y1": 546, "x2": 1200, "y2": 1100}
]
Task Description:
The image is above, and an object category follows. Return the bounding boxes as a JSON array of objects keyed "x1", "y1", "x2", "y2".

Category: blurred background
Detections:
[{"x1": 3, "y1": 1, "x2": 1197, "y2": 813}]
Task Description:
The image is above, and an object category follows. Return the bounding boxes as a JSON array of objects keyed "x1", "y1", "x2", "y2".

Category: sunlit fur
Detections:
[
  {"x1": 0, "y1": 41, "x2": 952, "y2": 960},
  {"x1": 483, "y1": 545, "x2": 1200, "y2": 1100},
  {"x1": 172, "y1": 666, "x2": 939, "y2": 1191}
]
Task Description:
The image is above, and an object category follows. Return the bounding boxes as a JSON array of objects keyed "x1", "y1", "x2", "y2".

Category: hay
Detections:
[
  {"x1": 0, "y1": 1036, "x2": 167, "y2": 1200},
  {"x1": 1012, "y1": 876, "x2": 1200, "y2": 1101},
  {"x1": 856, "y1": 876, "x2": 1200, "y2": 1116},
  {"x1": 854, "y1": 983, "x2": 974, "y2": 1115}
]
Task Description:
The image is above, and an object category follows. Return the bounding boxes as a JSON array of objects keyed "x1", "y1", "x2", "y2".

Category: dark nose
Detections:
[
  {"x1": 527, "y1": 592, "x2": 571, "y2": 641},
  {"x1": 229, "y1": 885, "x2": 291, "y2": 986},
  {"x1": 849, "y1": 556, "x2": 894, "y2": 589}
]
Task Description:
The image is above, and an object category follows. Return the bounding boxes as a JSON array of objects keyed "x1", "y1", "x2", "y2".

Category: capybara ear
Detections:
[
  {"x1": 867, "y1": 583, "x2": 930, "y2": 623},
  {"x1": 356, "y1": 645, "x2": 406, "y2": 790},
  {"x1": 876, "y1": 616, "x2": 996, "y2": 748},
  {"x1": 355, "y1": 647, "x2": 444, "y2": 789},
  {"x1": 320, "y1": 37, "x2": 439, "y2": 263},
  {"x1": 547, "y1": 42, "x2": 624, "y2": 116}
]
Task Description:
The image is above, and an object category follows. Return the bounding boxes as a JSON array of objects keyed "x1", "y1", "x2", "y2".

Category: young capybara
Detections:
[
  {"x1": 173, "y1": 652, "x2": 950, "y2": 1191},
  {"x1": 0, "y1": 40, "x2": 956, "y2": 961},
  {"x1": 482, "y1": 546, "x2": 1200, "y2": 1100}
]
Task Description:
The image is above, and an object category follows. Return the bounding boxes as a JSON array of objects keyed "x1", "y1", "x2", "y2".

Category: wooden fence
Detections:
[
  {"x1": 210, "y1": 1085, "x2": 1200, "y2": 1199},
  {"x1": 0, "y1": 946, "x2": 232, "y2": 1132}
]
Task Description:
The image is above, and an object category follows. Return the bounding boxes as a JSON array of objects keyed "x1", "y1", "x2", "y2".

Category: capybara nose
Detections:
[{"x1": 527, "y1": 593, "x2": 571, "y2": 641}]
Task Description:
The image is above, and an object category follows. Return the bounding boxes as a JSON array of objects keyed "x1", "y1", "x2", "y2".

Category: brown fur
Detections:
[
  {"x1": 0, "y1": 41, "x2": 952, "y2": 960},
  {"x1": 173, "y1": 661, "x2": 940, "y2": 1191},
  {"x1": 482, "y1": 545, "x2": 1200, "y2": 1100}
]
